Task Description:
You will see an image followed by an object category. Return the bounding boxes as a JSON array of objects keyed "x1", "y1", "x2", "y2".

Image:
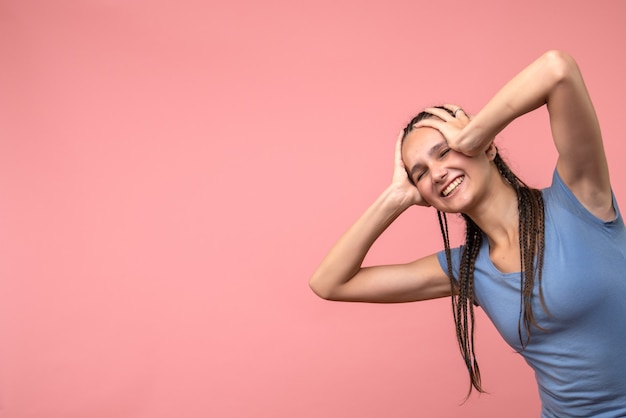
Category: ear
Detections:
[{"x1": 485, "y1": 141, "x2": 497, "y2": 161}]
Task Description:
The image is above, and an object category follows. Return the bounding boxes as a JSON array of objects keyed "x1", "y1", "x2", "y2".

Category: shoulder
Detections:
[
  {"x1": 544, "y1": 169, "x2": 621, "y2": 225},
  {"x1": 546, "y1": 52, "x2": 613, "y2": 221}
]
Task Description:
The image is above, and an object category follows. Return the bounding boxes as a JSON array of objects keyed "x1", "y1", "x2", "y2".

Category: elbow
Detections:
[
  {"x1": 309, "y1": 286, "x2": 330, "y2": 301},
  {"x1": 309, "y1": 276, "x2": 338, "y2": 301},
  {"x1": 542, "y1": 49, "x2": 580, "y2": 86}
]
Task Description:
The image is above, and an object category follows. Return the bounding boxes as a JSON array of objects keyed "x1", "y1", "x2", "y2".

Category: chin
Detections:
[
  {"x1": 434, "y1": 198, "x2": 474, "y2": 215},
  {"x1": 437, "y1": 208, "x2": 464, "y2": 215}
]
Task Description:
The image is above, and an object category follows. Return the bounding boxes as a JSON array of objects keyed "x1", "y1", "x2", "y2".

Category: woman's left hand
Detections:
[{"x1": 412, "y1": 104, "x2": 487, "y2": 157}]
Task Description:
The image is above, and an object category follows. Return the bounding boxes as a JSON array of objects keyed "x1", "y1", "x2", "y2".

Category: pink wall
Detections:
[{"x1": 1, "y1": 1, "x2": 625, "y2": 417}]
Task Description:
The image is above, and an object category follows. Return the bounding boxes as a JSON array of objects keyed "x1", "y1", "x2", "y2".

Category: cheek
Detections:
[{"x1": 417, "y1": 182, "x2": 437, "y2": 202}]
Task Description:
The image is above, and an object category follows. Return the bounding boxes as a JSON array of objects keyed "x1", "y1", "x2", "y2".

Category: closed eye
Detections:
[
  {"x1": 409, "y1": 141, "x2": 449, "y2": 184},
  {"x1": 416, "y1": 148, "x2": 449, "y2": 182}
]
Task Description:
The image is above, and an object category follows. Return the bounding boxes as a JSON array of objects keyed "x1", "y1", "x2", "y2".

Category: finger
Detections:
[
  {"x1": 394, "y1": 129, "x2": 405, "y2": 165},
  {"x1": 442, "y1": 103, "x2": 461, "y2": 112},
  {"x1": 395, "y1": 129, "x2": 404, "y2": 153},
  {"x1": 412, "y1": 117, "x2": 444, "y2": 131},
  {"x1": 441, "y1": 104, "x2": 468, "y2": 119},
  {"x1": 396, "y1": 129, "x2": 405, "y2": 142},
  {"x1": 422, "y1": 107, "x2": 455, "y2": 121}
]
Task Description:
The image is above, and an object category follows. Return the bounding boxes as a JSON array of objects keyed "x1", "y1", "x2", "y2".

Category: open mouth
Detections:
[{"x1": 442, "y1": 176, "x2": 464, "y2": 197}]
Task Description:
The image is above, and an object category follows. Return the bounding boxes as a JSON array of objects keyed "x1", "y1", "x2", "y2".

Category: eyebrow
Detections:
[{"x1": 409, "y1": 141, "x2": 447, "y2": 178}]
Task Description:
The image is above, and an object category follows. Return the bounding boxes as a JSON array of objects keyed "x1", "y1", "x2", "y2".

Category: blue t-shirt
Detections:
[{"x1": 438, "y1": 170, "x2": 626, "y2": 417}]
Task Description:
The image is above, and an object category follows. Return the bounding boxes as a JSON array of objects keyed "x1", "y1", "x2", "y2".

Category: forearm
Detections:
[
  {"x1": 309, "y1": 185, "x2": 412, "y2": 299},
  {"x1": 462, "y1": 50, "x2": 572, "y2": 151}
]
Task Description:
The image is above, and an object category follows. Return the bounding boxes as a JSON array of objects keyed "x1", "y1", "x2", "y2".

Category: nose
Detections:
[{"x1": 431, "y1": 162, "x2": 448, "y2": 183}]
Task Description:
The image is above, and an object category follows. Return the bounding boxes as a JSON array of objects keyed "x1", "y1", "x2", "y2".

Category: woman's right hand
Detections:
[
  {"x1": 309, "y1": 131, "x2": 449, "y2": 303},
  {"x1": 391, "y1": 131, "x2": 430, "y2": 208}
]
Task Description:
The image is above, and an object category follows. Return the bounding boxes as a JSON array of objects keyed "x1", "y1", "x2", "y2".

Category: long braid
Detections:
[
  {"x1": 494, "y1": 155, "x2": 548, "y2": 346},
  {"x1": 403, "y1": 108, "x2": 547, "y2": 397},
  {"x1": 438, "y1": 209, "x2": 484, "y2": 395}
]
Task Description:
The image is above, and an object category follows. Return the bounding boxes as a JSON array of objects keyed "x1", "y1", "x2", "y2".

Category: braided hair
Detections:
[{"x1": 402, "y1": 108, "x2": 547, "y2": 397}]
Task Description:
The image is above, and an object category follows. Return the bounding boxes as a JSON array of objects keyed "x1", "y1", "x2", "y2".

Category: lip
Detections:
[{"x1": 441, "y1": 175, "x2": 465, "y2": 197}]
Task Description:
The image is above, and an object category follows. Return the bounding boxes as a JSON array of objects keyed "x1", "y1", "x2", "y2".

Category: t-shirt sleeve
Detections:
[
  {"x1": 438, "y1": 245, "x2": 484, "y2": 306},
  {"x1": 549, "y1": 169, "x2": 622, "y2": 225},
  {"x1": 437, "y1": 245, "x2": 463, "y2": 283}
]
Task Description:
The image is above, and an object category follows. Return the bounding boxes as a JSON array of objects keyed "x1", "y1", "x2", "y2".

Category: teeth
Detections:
[{"x1": 443, "y1": 176, "x2": 464, "y2": 197}]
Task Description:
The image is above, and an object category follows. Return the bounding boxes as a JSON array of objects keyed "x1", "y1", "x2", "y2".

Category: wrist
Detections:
[{"x1": 381, "y1": 184, "x2": 418, "y2": 212}]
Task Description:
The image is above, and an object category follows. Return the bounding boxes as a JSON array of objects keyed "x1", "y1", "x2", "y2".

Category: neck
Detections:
[{"x1": 466, "y1": 174, "x2": 519, "y2": 249}]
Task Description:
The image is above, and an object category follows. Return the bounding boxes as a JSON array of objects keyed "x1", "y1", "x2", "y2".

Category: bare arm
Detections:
[
  {"x1": 309, "y1": 134, "x2": 451, "y2": 303},
  {"x1": 417, "y1": 50, "x2": 612, "y2": 220}
]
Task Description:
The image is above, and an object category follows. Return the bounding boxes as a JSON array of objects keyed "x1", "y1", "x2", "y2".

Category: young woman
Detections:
[{"x1": 309, "y1": 50, "x2": 626, "y2": 417}]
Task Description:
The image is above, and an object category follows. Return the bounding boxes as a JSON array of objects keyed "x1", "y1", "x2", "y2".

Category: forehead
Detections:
[{"x1": 401, "y1": 128, "x2": 446, "y2": 162}]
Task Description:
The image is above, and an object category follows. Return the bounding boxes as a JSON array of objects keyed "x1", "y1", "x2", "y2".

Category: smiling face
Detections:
[{"x1": 401, "y1": 127, "x2": 497, "y2": 214}]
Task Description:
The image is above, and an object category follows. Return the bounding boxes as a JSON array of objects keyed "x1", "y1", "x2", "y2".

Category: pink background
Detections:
[{"x1": 1, "y1": 1, "x2": 625, "y2": 417}]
